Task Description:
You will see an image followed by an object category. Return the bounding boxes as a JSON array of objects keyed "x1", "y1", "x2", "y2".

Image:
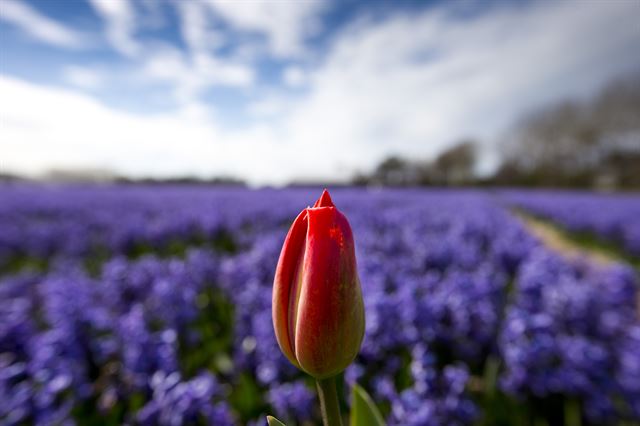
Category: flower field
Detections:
[{"x1": 1, "y1": 185, "x2": 639, "y2": 425}]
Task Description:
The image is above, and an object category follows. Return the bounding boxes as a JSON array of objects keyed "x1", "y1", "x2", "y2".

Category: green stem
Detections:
[
  {"x1": 564, "y1": 398, "x2": 582, "y2": 426},
  {"x1": 316, "y1": 376, "x2": 343, "y2": 426}
]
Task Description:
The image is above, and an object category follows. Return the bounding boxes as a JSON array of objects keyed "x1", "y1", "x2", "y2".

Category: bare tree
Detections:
[
  {"x1": 432, "y1": 141, "x2": 477, "y2": 185},
  {"x1": 499, "y1": 71, "x2": 640, "y2": 188}
]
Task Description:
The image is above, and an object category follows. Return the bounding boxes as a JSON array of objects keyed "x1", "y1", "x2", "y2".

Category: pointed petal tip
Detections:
[{"x1": 313, "y1": 188, "x2": 334, "y2": 208}]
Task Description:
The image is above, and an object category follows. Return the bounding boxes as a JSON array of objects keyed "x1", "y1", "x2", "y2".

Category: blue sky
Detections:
[{"x1": 1, "y1": 0, "x2": 639, "y2": 184}]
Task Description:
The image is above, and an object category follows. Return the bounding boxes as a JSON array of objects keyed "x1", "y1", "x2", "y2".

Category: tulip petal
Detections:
[
  {"x1": 313, "y1": 189, "x2": 335, "y2": 208},
  {"x1": 272, "y1": 209, "x2": 308, "y2": 368}
]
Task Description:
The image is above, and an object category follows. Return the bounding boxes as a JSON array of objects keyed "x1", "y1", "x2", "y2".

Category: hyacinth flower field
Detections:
[{"x1": 1, "y1": 185, "x2": 639, "y2": 426}]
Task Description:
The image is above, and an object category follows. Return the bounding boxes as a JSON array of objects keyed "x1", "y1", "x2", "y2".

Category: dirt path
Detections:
[
  {"x1": 515, "y1": 212, "x2": 640, "y2": 315},
  {"x1": 514, "y1": 211, "x2": 618, "y2": 266}
]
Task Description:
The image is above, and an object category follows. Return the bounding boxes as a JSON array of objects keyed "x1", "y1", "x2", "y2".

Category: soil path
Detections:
[{"x1": 514, "y1": 211, "x2": 617, "y2": 266}]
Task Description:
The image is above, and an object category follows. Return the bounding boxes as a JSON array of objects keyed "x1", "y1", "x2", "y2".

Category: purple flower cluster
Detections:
[
  {"x1": 0, "y1": 185, "x2": 638, "y2": 425},
  {"x1": 0, "y1": 251, "x2": 230, "y2": 425},
  {"x1": 137, "y1": 372, "x2": 234, "y2": 425},
  {"x1": 267, "y1": 381, "x2": 315, "y2": 424},
  {"x1": 0, "y1": 185, "x2": 308, "y2": 271},
  {"x1": 389, "y1": 344, "x2": 477, "y2": 426},
  {"x1": 500, "y1": 248, "x2": 640, "y2": 422}
]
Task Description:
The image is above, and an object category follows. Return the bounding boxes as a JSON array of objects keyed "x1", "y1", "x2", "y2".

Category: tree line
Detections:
[{"x1": 354, "y1": 72, "x2": 640, "y2": 189}]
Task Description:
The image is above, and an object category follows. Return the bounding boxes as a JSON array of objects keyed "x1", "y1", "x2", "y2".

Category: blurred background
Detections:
[
  {"x1": 1, "y1": 0, "x2": 639, "y2": 189},
  {"x1": 2, "y1": 2, "x2": 640, "y2": 425}
]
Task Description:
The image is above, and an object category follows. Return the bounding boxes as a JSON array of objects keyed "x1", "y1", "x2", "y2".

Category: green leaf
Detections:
[
  {"x1": 228, "y1": 373, "x2": 266, "y2": 421},
  {"x1": 266, "y1": 415, "x2": 287, "y2": 426},
  {"x1": 350, "y1": 384, "x2": 385, "y2": 426}
]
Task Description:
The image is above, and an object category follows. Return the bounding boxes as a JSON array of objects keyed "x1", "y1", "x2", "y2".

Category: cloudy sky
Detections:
[{"x1": 1, "y1": 0, "x2": 639, "y2": 185}]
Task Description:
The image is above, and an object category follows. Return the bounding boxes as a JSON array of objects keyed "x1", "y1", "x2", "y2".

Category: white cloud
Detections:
[
  {"x1": 124, "y1": 0, "x2": 254, "y2": 106},
  {"x1": 283, "y1": 66, "x2": 307, "y2": 87},
  {"x1": 176, "y1": 0, "x2": 224, "y2": 54},
  {"x1": 140, "y1": 47, "x2": 255, "y2": 104},
  {"x1": 89, "y1": 0, "x2": 139, "y2": 57},
  {"x1": 0, "y1": 0, "x2": 85, "y2": 48},
  {"x1": 272, "y1": 0, "x2": 640, "y2": 177},
  {"x1": 204, "y1": 0, "x2": 326, "y2": 57},
  {"x1": 2, "y1": 1, "x2": 639, "y2": 185},
  {"x1": 247, "y1": 96, "x2": 290, "y2": 117},
  {"x1": 63, "y1": 66, "x2": 104, "y2": 90},
  {"x1": 0, "y1": 75, "x2": 288, "y2": 183}
]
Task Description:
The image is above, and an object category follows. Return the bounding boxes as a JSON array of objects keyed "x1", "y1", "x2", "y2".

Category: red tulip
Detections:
[{"x1": 272, "y1": 189, "x2": 365, "y2": 379}]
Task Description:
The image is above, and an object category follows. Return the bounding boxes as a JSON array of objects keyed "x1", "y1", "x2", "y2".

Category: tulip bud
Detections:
[{"x1": 272, "y1": 189, "x2": 365, "y2": 379}]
